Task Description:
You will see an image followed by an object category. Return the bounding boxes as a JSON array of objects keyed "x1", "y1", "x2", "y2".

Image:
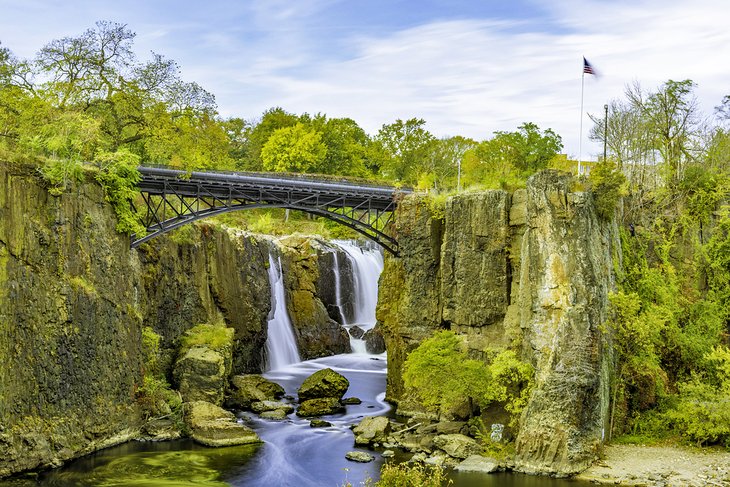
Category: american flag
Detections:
[{"x1": 583, "y1": 57, "x2": 596, "y2": 75}]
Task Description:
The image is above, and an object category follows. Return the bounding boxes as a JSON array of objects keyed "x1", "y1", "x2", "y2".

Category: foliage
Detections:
[
  {"x1": 375, "y1": 118, "x2": 436, "y2": 184},
  {"x1": 261, "y1": 122, "x2": 327, "y2": 173},
  {"x1": 137, "y1": 327, "x2": 183, "y2": 421},
  {"x1": 178, "y1": 323, "x2": 234, "y2": 352},
  {"x1": 588, "y1": 158, "x2": 627, "y2": 221},
  {"x1": 403, "y1": 330, "x2": 533, "y2": 425},
  {"x1": 39, "y1": 158, "x2": 86, "y2": 195},
  {"x1": 94, "y1": 148, "x2": 145, "y2": 235},
  {"x1": 344, "y1": 462, "x2": 452, "y2": 487}
]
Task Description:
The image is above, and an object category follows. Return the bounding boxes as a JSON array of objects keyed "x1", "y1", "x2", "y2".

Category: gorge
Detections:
[{"x1": 0, "y1": 161, "x2": 622, "y2": 484}]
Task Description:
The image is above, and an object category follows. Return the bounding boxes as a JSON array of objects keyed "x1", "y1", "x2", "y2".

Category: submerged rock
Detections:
[
  {"x1": 296, "y1": 397, "x2": 344, "y2": 417},
  {"x1": 297, "y1": 368, "x2": 349, "y2": 401},
  {"x1": 309, "y1": 419, "x2": 332, "y2": 428},
  {"x1": 341, "y1": 397, "x2": 362, "y2": 405},
  {"x1": 353, "y1": 416, "x2": 391, "y2": 446},
  {"x1": 184, "y1": 401, "x2": 262, "y2": 447},
  {"x1": 250, "y1": 400, "x2": 294, "y2": 415},
  {"x1": 345, "y1": 451, "x2": 375, "y2": 463},
  {"x1": 455, "y1": 455, "x2": 499, "y2": 473}
]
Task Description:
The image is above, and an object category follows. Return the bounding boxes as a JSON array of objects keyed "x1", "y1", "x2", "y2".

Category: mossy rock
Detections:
[
  {"x1": 297, "y1": 368, "x2": 349, "y2": 401},
  {"x1": 184, "y1": 401, "x2": 262, "y2": 447},
  {"x1": 227, "y1": 374, "x2": 285, "y2": 409},
  {"x1": 296, "y1": 397, "x2": 344, "y2": 417}
]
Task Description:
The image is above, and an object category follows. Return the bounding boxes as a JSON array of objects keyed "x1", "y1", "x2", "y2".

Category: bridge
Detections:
[{"x1": 132, "y1": 166, "x2": 411, "y2": 255}]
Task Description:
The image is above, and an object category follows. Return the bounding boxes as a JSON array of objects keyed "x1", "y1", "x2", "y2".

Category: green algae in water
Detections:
[{"x1": 0, "y1": 440, "x2": 260, "y2": 487}]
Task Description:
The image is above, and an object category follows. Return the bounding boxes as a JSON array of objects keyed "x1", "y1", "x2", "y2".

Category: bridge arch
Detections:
[{"x1": 132, "y1": 166, "x2": 409, "y2": 255}]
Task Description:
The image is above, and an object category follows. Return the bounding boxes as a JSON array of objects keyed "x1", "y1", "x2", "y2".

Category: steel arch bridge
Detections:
[{"x1": 132, "y1": 166, "x2": 411, "y2": 255}]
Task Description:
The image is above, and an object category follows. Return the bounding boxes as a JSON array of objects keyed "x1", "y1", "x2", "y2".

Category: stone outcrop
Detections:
[
  {"x1": 173, "y1": 324, "x2": 235, "y2": 405},
  {"x1": 184, "y1": 401, "x2": 261, "y2": 447},
  {"x1": 296, "y1": 397, "x2": 344, "y2": 417},
  {"x1": 377, "y1": 170, "x2": 620, "y2": 476}
]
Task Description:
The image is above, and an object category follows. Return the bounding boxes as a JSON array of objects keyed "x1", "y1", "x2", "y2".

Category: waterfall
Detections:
[
  {"x1": 264, "y1": 250, "x2": 300, "y2": 371},
  {"x1": 331, "y1": 249, "x2": 346, "y2": 324},
  {"x1": 333, "y1": 241, "x2": 384, "y2": 353}
]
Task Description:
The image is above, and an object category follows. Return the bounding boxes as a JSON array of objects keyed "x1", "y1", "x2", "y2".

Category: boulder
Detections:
[
  {"x1": 341, "y1": 397, "x2": 362, "y2": 405},
  {"x1": 184, "y1": 401, "x2": 262, "y2": 447},
  {"x1": 297, "y1": 368, "x2": 349, "y2": 401},
  {"x1": 296, "y1": 397, "x2": 345, "y2": 417},
  {"x1": 455, "y1": 455, "x2": 499, "y2": 473},
  {"x1": 250, "y1": 400, "x2": 294, "y2": 415},
  {"x1": 173, "y1": 346, "x2": 228, "y2": 405},
  {"x1": 353, "y1": 416, "x2": 391, "y2": 446},
  {"x1": 363, "y1": 328, "x2": 386, "y2": 354},
  {"x1": 348, "y1": 325, "x2": 365, "y2": 339},
  {"x1": 227, "y1": 374, "x2": 285, "y2": 409},
  {"x1": 142, "y1": 418, "x2": 181, "y2": 441},
  {"x1": 259, "y1": 409, "x2": 288, "y2": 421},
  {"x1": 346, "y1": 451, "x2": 375, "y2": 463},
  {"x1": 432, "y1": 434, "x2": 482, "y2": 460},
  {"x1": 310, "y1": 419, "x2": 332, "y2": 428}
]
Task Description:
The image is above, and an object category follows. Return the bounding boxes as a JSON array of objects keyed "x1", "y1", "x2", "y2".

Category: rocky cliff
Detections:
[
  {"x1": 0, "y1": 162, "x2": 350, "y2": 477},
  {"x1": 377, "y1": 170, "x2": 619, "y2": 476}
]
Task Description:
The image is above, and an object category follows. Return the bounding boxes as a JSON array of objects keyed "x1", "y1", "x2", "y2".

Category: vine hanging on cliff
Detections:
[{"x1": 94, "y1": 149, "x2": 146, "y2": 236}]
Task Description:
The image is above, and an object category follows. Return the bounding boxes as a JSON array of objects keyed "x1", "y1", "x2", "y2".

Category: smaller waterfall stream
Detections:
[
  {"x1": 264, "y1": 250, "x2": 300, "y2": 371},
  {"x1": 334, "y1": 241, "x2": 384, "y2": 353}
]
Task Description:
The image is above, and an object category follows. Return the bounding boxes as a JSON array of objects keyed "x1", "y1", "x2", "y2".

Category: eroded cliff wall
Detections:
[
  {"x1": 0, "y1": 163, "x2": 346, "y2": 477},
  {"x1": 377, "y1": 170, "x2": 619, "y2": 476}
]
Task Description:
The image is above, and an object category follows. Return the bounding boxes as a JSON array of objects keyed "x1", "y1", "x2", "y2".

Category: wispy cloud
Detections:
[{"x1": 0, "y1": 0, "x2": 727, "y2": 159}]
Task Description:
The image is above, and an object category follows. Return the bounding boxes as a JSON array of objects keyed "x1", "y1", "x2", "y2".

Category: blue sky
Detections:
[{"x1": 1, "y1": 0, "x2": 728, "y2": 160}]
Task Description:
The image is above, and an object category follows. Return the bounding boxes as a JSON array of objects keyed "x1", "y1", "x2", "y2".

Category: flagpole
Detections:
[{"x1": 578, "y1": 69, "x2": 585, "y2": 175}]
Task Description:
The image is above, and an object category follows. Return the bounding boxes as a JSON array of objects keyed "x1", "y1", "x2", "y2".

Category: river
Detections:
[{"x1": 0, "y1": 241, "x2": 592, "y2": 486}]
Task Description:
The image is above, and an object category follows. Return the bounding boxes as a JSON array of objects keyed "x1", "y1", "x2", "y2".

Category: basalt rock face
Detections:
[
  {"x1": 0, "y1": 163, "x2": 143, "y2": 477},
  {"x1": 137, "y1": 226, "x2": 270, "y2": 375},
  {"x1": 277, "y1": 235, "x2": 351, "y2": 359},
  {"x1": 377, "y1": 171, "x2": 619, "y2": 476}
]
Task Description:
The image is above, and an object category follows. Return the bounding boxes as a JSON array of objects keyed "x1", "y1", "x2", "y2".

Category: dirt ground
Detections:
[{"x1": 575, "y1": 444, "x2": 730, "y2": 486}]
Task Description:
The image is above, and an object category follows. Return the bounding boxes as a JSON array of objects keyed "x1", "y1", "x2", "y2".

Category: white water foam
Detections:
[{"x1": 264, "y1": 250, "x2": 301, "y2": 371}]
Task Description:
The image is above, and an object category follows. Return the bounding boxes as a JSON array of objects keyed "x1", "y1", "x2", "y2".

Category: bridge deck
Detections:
[{"x1": 134, "y1": 166, "x2": 411, "y2": 254}]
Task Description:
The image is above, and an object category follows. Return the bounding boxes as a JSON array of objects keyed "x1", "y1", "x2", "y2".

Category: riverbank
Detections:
[{"x1": 575, "y1": 444, "x2": 730, "y2": 486}]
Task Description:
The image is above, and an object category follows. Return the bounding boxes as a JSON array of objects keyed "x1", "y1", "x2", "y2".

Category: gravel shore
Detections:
[{"x1": 575, "y1": 444, "x2": 730, "y2": 486}]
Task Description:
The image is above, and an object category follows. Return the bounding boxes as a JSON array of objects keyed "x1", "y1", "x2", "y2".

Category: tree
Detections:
[
  {"x1": 261, "y1": 122, "x2": 327, "y2": 173},
  {"x1": 375, "y1": 118, "x2": 435, "y2": 184},
  {"x1": 242, "y1": 107, "x2": 299, "y2": 170}
]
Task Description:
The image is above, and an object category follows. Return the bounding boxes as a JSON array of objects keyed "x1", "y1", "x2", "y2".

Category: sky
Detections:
[{"x1": 1, "y1": 0, "x2": 728, "y2": 160}]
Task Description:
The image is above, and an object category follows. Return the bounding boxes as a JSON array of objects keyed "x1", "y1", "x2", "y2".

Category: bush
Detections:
[
  {"x1": 341, "y1": 463, "x2": 452, "y2": 487},
  {"x1": 94, "y1": 148, "x2": 145, "y2": 235},
  {"x1": 589, "y1": 159, "x2": 627, "y2": 221},
  {"x1": 403, "y1": 330, "x2": 533, "y2": 424},
  {"x1": 40, "y1": 158, "x2": 86, "y2": 195}
]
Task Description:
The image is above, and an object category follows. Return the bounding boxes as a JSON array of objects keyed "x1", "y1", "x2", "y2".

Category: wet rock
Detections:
[
  {"x1": 310, "y1": 419, "x2": 332, "y2": 428},
  {"x1": 341, "y1": 397, "x2": 362, "y2": 405},
  {"x1": 382, "y1": 450, "x2": 395, "y2": 458},
  {"x1": 259, "y1": 409, "x2": 288, "y2": 421},
  {"x1": 353, "y1": 416, "x2": 391, "y2": 446},
  {"x1": 432, "y1": 434, "x2": 482, "y2": 460},
  {"x1": 296, "y1": 398, "x2": 345, "y2": 417},
  {"x1": 250, "y1": 400, "x2": 294, "y2": 414},
  {"x1": 346, "y1": 451, "x2": 375, "y2": 463},
  {"x1": 142, "y1": 419, "x2": 182, "y2": 441},
  {"x1": 363, "y1": 328, "x2": 386, "y2": 354},
  {"x1": 184, "y1": 401, "x2": 262, "y2": 447},
  {"x1": 229, "y1": 374, "x2": 285, "y2": 407},
  {"x1": 297, "y1": 368, "x2": 349, "y2": 401},
  {"x1": 348, "y1": 325, "x2": 365, "y2": 339},
  {"x1": 456, "y1": 455, "x2": 499, "y2": 473}
]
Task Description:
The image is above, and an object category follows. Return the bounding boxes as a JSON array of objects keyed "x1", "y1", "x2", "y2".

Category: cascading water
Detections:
[
  {"x1": 264, "y1": 249, "x2": 300, "y2": 371},
  {"x1": 334, "y1": 240, "x2": 384, "y2": 353}
]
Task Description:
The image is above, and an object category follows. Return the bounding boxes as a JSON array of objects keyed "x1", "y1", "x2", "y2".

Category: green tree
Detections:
[
  {"x1": 261, "y1": 122, "x2": 327, "y2": 173},
  {"x1": 243, "y1": 107, "x2": 299, "y2": 170},
  {"x1": 375, "y1": 118, "x2": 435, "y2": 184}
]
